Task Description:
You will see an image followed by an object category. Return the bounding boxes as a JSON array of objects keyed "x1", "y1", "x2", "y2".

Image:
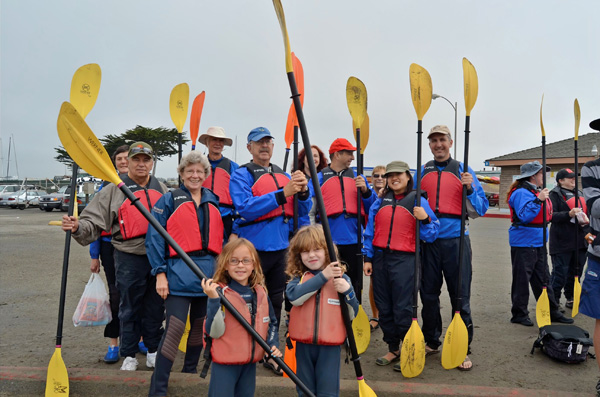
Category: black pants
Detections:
[
  {"x1": 337, "y1": 243, "x2": 364, "y2": 304},
  {"x1": 510, "y1": 246, "x2": 561, "y2": 322},
  {"x1": 222, "y1": 214, "x2": 233, "y2": 241},
  {"x1": 550, "y1": 249, "x2": 587, "y2": 302},
  {"x1": 257, "y1": 249, "x2": 287, "y2": 332},
  {"x1": 149, "y1": 295, "x2": 207, "y2": 397},
  {"x1": 420, "y1": 237, "x2": 473, "y2": 350},
  {"x1": 114, "y1": 250, "x2": 165, "y2": 357},
  {"x1": 99, "y1": 239, "x2": 119, "y2": 339}
]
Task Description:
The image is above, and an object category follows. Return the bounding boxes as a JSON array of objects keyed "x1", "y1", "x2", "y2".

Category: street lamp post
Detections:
[{"x1": 432, "y1": 94, "x2": 458, "y2": 160}]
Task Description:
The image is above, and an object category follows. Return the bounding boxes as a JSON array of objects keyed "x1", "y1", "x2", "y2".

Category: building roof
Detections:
[{"x1": 486, "y1": 132, "x2": 598, "y2": 163}]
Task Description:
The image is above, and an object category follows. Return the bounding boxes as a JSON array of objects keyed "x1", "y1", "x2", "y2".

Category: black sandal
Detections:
[
  {"x1": 369, "y1": 318, "x2": 380, "y2": 331},
  {"x1": 263, "y1": 357, "x2": 283, "y2": 376}
]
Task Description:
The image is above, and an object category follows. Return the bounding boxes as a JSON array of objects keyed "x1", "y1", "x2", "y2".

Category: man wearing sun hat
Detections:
[
  {"x1": 316, "y1": 137, "x2": 376, "y2": 304},
  {"x1": 199, "y1": 126, "x2": 239, "y2": 240},
  {"x1": 62, "y1": 141, "x2": 168, "y2": 371},
  {"x1": 549, "y1": 168, "x2": 590, "y2": 312}
]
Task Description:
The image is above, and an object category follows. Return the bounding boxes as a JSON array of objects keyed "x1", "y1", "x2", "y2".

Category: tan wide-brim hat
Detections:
[{"x1": 198, "y1": 126, "x2": 233, "y2": 147}]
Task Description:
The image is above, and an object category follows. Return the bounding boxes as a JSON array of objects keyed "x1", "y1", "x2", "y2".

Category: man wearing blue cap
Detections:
[{"x1": 229, "y1": 127, "x2": 311, "y2": 374}]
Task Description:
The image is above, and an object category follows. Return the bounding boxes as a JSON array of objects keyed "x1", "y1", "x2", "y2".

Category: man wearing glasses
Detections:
[
  {"x1": 229, "y1": 127, "x2": 311, "y2": 374},
  {"x1": 62, "y1": 142, "x2": 168, "y2": 371}
]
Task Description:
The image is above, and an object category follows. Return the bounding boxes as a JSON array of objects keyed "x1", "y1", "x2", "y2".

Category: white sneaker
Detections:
[
  {"x1": 120, "y1": 356, "x2": 138, "y2": 371},
  {"x1": 146, "y1": 352, "x2": 156, "y2": 368}
]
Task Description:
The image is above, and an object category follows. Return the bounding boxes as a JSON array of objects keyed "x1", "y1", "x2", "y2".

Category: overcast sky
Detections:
[{"x1": 1, "y1": 1, "x2": 598, "y2": 180}]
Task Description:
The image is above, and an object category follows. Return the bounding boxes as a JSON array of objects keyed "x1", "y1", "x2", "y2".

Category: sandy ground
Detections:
[{"x1": 0, "y1": 207, "x2": 598, "y2": 395}]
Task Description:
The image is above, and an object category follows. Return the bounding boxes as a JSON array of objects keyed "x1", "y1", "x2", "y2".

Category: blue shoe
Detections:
[
  {"x1": 104, "y1": 345, "x2": 119, "y2": 363},
  {"x1": 138, "y1": 341, "x2": 148, "y2": 355}
]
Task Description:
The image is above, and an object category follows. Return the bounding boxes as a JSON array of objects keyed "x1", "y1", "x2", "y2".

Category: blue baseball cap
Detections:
[{"x1": 247, "y1": 127, "x2": 274, "y2": 143}]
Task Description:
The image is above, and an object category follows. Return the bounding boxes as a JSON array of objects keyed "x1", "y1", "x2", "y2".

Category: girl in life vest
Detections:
[
  {"x1": 362, "y1": 161, "x2": 439, "y2": 371},
  {"x1": 285, "y1": 225, "x2": 360, "y2": 397},
  {"x1": 201, "y1": 238, "x2": 282, "y2": 397}
]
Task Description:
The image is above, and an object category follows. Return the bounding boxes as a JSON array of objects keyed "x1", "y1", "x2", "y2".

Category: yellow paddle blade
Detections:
[
  {"x1": 441, "y1": 312, "x2": 468, "y2": 369},
  {"x1": 574, "y1": 99, "x2": 580, "y2": 140},
  {"x1": 69, "y1": 64, "x2": 101, "y2": 119},
  {"x1": 73, "y1": 190, "x2": 79, "y2": 219},
  {"x1": 462, "y1": 58, "x2": 478, "y2": 116},
  {"x1": 346, "y1": 76, "x2": 368, "y2": 130},
  {"x1": 352, "y1": 305, "x2": 371, "y2": 355},
  {"x1": 400, "y1": 319, "x2": 425, "y2": 378},
  {"x1": 178, "y1": 314, "x2": 191, "y2": 352},
  {"x1": 272, "y1": 0, "x2": 293, "y2": 73},
  {"x1": 540, "y1": 94, "x2": 546, "y2": 137},
  {"x1": 409, "y1": 64, "x2": 432, "y2": 121},
  {"x1": 169, "y1": 83, "x2": 189, "y2": 133},
  {"x1": 572, "y1": 277, "x2": 581, "y2": 317},
  {"x1": 358, "y1": 378, "x2": 377, "y2": 397},
  {"x1": 536, "y1": 287, "x2": 551, "y2": 328},
  {"x1": 57, "y1": 102, "x2": 121, "y2": 186},
  {"x1": 46, "y1": 347, "x2": 69, "y2": 396},
  {"x1": 48, "y1": 221, "x2": 62, "y2": 226},
  {"x1": 353, "y1": 113, "x2": 370, "y2": 154}
]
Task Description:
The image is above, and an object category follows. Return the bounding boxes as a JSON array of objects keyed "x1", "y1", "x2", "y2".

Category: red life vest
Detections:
[
  {"x1": 421, "y1": 160, "x2": 462, "y2": 218},
  {"x1": 372, "y1": 191, "x2": 418, "y2": 252},
  {"x1": 508, "y1": 185, "x2": 553, "y2": 227},
  {"x1": 166, "y1": 188, "x2": 224, "y2": 257},
  {"x1": 289, "y1": 272, "x2": 346, "y2": 346},
  {"x1": 117, "y1": 176, "x2": 164, "y2": 240},
  {"x1": 320, "y1": 167, "x2": 366, "y2": 218},
  {"x1": 202, "y1": 157, "x2": 234, "y2": 208},
  {"x1": 240, "y1": 162, "x2": 294, "y2": 225},
  {"x1": 560, "y1": 188, "x2": 588, "y2": 213},
  {"x1": 208, "y1": 284, "x2": 269, "y2": 365}
]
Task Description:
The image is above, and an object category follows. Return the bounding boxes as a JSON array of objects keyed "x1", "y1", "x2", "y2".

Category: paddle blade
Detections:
[
  {"x1": 69, "y1": 64, "x2": 101, "y2": 120},
  {"x1": 57, "y1": 102, "x2": 121, "y2": 185},
  {"x1": 462, "y1": 58, "x2": 478, "y2": 116},
  {"x1": 572, "y1": 277, "x2": 581, "y2": 317},
  {"x1": 353, "y1": 113, "x2": 370, "y2": 154},
  {"x1": 190, "y1": 91, "x2": 206, "y2": 147},
  {"x1": 400, "y1": 319, "x2": 425, "y2": 378},
  {"x1": 73, "y1": 190, "x2": 78, "y2": 219},
  {"x1": 358, "y1": 379, "x2": 377, "y2": 397},
  {"x1": 574, "y1": 99, "x2": 580, "y2": 140},
  {"x1": 352, "y1": 305, "x2": 371, "y2": 355},
  {"x1": 282, "y1": 333, "x2": 297, "y2": 378},
  {"x1": 540, "y1": 95, "x2": 546, "y2": 137},
  {"x1": 441, "y1": 312, "x2": 468, "y2": 369},
  {"x1": 169, "y1": 83, "x2": 189, "y2": 133},
  {"x1": 46, "y1": 347, "x2": 69, "y2": 396},
  {"x1": 284, "y1": 103, "x2": 296, "y2": 149},
  {"x1": 178, "y1": 314, "x2": 191, "y2": 352},
  {"x1": 409, "y1": 64, "x2": 432, "y2": 121},
  {"x1": 272, "y1": 0, "x2": 293, "y2": 73},
  {"x1": 346, "y1": 77, "x2": 368, "y2": 129},
  {"x1": 292, "y1": 52, "x2": 305, "y2": 108},
  {"x1": 536, "y1": 287, "x2": 551, "y2": 328}
]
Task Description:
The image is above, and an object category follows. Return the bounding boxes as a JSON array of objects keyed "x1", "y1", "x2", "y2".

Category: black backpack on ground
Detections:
[{"x1": 531, "y1": 324, "x2": 594, "y2": 364}]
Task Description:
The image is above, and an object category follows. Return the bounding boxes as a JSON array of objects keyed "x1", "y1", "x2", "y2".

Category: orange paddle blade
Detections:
[
  {"x1": 292, "y1": 52, "x2": 304, "y2": 108},
  {"x1": 282, "y1": 334, "x2": 297, "y2": 378},
  {"x1": 190, "y1": 91, "x2": 206, "y2": 147},
  {"x1": 284, "y1": 52, "x2": 304, "y2": 149},
  {"x1": 284, "y1": 104, "x2": 296, "y2": 149}
]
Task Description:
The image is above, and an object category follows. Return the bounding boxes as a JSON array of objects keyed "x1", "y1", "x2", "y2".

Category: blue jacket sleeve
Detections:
[
  {"x1": 340, "y1": 274, "x2": 360, "y2": 319},
  {"x1": 145, "y1": 192, "x2": 173, "y2": 276},
  {"x1": 230, "y1": 168, "x2": 285, "y2": 222},
  {"x1": 362, "y1": 198, "x2": 381, "y2": 261},
  {"x1": 510, "y1": 188, "x2": 542, "y2": 224},
  {"x1": 419, "y1": 198, "x2": 440, "y2": 243},
  {"x1": 461, "y1": 164, "x2": 489, "y2": 217},
  {"x1": 89, "y1": 239, "x2": 101, "y2": 259}
]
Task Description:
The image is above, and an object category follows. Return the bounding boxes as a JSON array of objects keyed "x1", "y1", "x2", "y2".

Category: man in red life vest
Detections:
[
  {"x1": 229, "y1": 127, "x2": 311, "y2": 373},
  {"x1": 62, "y1": 142, "x2": 168, "y2": 372},
  {"x1": 316, "y1": 138, "x2": 376, "y2": 304},
  {"x1": 199, "y1": 126, "x2": 239, "y2": 240},
  {"x1": 418, "y1": 125, "x2": 488, "y2": 371}
]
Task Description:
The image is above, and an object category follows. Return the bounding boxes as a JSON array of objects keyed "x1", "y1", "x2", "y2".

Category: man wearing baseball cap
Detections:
[
  {"x1": 549, "y1": 168, "x2": 589, "y2": 311},
  {"x1": 62, "y1": 141, "x2": 168, "y2": 371},
  {"x1": 199, "y1": 126, "x2": 239, "y2": 240},
  {"x1": 315, "y1": 137, "x2": 376, "y2": 304},
  {"x1": 418, "y1": 125, "x2": 488, "y2": 371},
  {"x1": 229, "y1": 127, "x2": 311, "y2": 374}
]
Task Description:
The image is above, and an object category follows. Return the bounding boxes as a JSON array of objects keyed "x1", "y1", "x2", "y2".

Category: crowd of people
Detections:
[{"x1": 60, "y1": 120, "x2": 600, "y2": 396}]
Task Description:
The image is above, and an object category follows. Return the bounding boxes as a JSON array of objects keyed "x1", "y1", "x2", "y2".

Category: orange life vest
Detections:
[
  {"x1": 320, "y1": 167, "x2": 366, "y2": 218},
  {"x1": 117, "y1": 176, "x2": 164, "y2": 240},
  {"x1": 289, "y1": 272, "x2": 346, "y2": 346},
  {"x1": 202, "y1": 157, "x2": 234, "y2": 208},
  {"x1": 372, "y1": 191, "x2": 418, "y2": 252},
  {"x1": 421, "y1": 160, "x2": 462, "y2": 218}
]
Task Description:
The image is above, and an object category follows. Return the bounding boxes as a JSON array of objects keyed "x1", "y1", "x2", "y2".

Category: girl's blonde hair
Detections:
[
  {"x1": 213, "y1": 238, "x2": 265, "y2": 289},
  {"x1": 286, "y1": 225, "x2": 342, "y2": 278}
]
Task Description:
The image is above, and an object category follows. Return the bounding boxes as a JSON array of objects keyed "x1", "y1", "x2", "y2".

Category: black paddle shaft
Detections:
[
  {"x1": 413, "y1": 122, "x2": 423, "y2": 318},
  {"x1": 287, "y1": 71, "x2": 366, "y2": 380},
  {"x1": 118, "y1": 185, "x2": 315, "y2": 397},
  {"x1": 542, "y1": 135, "x2": 549, "y2": 286},
  {"x1": 293, "y1": 125, "x2": 299, "y2": 232},
  {"x1": 456, "y1": 116, "x2": 471, "y2": 312},
  {"x1": 55, "y1": 164, "x2": 79, "y2": 346},
  {"x1": 356, "y1": 128, "x2": 364, "y2": 298},
  {"x1": 574, "y1": 138, "x2": 580, "y2": 275}
]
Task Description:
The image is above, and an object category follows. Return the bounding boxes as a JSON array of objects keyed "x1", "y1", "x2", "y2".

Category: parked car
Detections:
[
  {"x1": 0, "y1": 184, "x2": 39, "y2": 206},
  {"x1": 39, "y1": 185, "x2": 69, "y2": 212},
  {"x1": 61, "y1": 190, "x2": 96, "y2": 213},
  {"x1": 2, "y1": 189, "x2": 47, "y2": 209},
  {"x1": 486, "y1": 192, "x2": 499, "y2": 207}
]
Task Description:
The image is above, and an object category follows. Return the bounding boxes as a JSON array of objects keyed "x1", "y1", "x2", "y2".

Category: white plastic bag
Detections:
[{"x1": 73, "y1": 273, "x2": 112, "y2": 327}]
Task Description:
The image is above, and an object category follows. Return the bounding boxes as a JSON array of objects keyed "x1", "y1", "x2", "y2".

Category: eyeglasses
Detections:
[
  {"x1": 129, "y1": 146, "x2": 153, "y2": 156},
  {"x1": 372, "y1": 174, "x2": 384, "y2": 179},
  {"x1": 229, "y1": 258, "x2": 253, "y2": 265}
]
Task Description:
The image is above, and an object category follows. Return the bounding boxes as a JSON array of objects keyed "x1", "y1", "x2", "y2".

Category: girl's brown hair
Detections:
[
  {"x1": 213, "y1": 238, "x2": 265, "y2": 289},
  {"x1": 286, "y1": 225, "x2": 342, "y2": 278}
]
